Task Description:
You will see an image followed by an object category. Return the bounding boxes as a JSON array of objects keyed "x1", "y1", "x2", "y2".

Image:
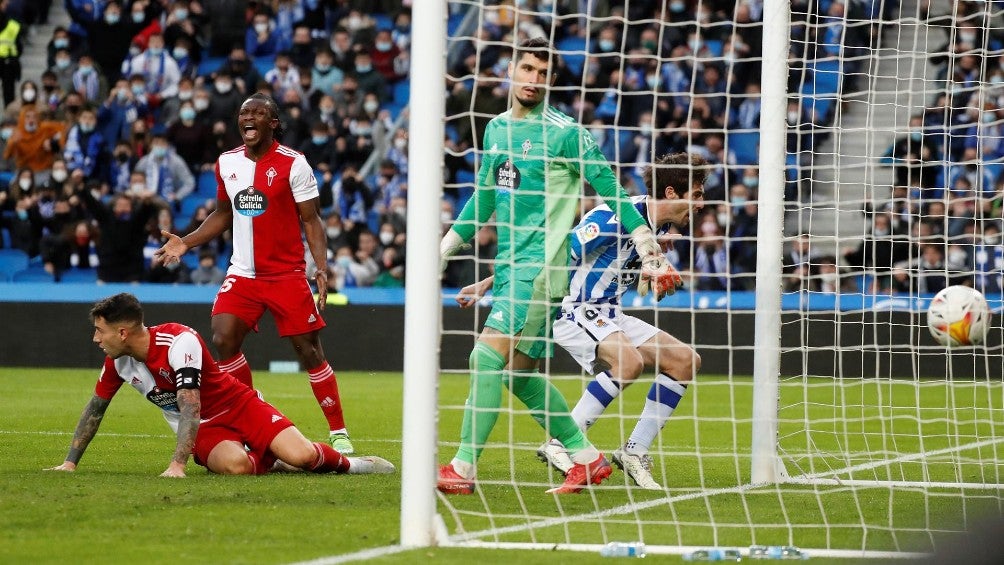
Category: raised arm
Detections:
[{"x1": 46, "y1": 395, "x2": 111, "y2": 472}]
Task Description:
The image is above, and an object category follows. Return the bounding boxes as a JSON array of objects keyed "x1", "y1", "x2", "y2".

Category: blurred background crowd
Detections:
[{"x1": 0, "y1": 0, "x2": 1000, "y2": 299}]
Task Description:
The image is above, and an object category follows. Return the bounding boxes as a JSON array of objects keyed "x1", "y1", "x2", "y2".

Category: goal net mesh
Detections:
[{"x1": 435, "y1": 0, "x2": 1004, "y2": 557}]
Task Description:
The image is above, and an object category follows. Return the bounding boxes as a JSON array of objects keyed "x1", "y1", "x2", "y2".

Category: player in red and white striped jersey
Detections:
[
  {"x1": 46, "y1": 293, "x2": 393, "y2": 477},
  {"x1": 154, "y1": 93, "x2": 354, "y2": 454}
]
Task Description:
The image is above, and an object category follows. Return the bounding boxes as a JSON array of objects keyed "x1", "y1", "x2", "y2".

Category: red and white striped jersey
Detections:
[
  {"x1": 94, "y1": 323, "x2": 253, "y2": 431},
  {"x1": 215, "y1": 141, "x2": 319, "y2": 279}
]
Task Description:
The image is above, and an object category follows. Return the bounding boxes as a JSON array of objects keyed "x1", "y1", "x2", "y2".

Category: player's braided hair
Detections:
[
  {"x1": 644, "y1": 152, "x2": 710, "y2": 199},
  {"x1": 90, "y1": 293, "x2": 144, "y2": 326},
  {"x1": 247, "y1": 92, "x2": 286, "y2": 141}
]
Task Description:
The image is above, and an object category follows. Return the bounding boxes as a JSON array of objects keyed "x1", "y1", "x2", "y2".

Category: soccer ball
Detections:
[{"x1": 927, "y1": 285, "x2": 991, "y2": 347}]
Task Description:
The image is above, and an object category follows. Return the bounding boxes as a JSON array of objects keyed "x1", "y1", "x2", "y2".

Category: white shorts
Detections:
[{"x1": 552, "y1": 303, "x2": 660, "y2": 374}]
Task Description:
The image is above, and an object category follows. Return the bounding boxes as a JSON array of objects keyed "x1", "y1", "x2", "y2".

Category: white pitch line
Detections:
[
  {"x1": 284, "y1": 433, "x2": 1004, "y2": 564},
  {"x1": 794, "y1": 436, "x2": 1004, "y2": 481}
]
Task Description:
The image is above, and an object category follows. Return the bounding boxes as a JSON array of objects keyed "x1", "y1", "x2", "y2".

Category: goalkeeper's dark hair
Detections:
[
  {"x1": 515, "y1": 37, "x2": 553, "y2": 67},
  {"x1": 245, "y1": 92, "x2": 285, "y2": 140},
  {"x1": 90, "y1": 293, "x2": 144, "y2": 327},
  {"x1": 644, "y1": 152, "x2": 710, "y2": 199}
]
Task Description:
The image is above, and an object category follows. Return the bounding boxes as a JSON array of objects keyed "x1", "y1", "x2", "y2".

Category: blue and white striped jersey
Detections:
[{"x1": 565, "y1": 195, "x2": 670, "y2": 306}]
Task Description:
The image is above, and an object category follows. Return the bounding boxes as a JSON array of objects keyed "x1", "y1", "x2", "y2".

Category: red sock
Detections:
[
  {"x1": 309, "y1": 442, "x2": 350, "y2": 474},
  {"x1": 220, "y1": 353, "x2": 254, "y2": 388},
  {"x1": 245, "y1": 451, "x2": 275, "y2": 475},
  {"x1": 308, "y1": 362, "x2": 346, "y2": 432}
]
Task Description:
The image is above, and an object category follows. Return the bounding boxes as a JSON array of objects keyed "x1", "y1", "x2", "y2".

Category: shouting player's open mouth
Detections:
[{"x1": 242, "y1": 122, "x2": 259, "y2": 143}]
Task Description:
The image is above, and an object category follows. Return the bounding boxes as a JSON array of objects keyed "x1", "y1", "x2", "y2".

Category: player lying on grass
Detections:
[
  {"x1": 46, "y1": 293, "x2": 393, "y2": 478},
  {"x1": 457, "y1": 152, "x2": 705, "y2": 490}
]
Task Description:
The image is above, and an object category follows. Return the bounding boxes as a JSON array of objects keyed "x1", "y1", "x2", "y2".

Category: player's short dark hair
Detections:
[
  {"x1": 90, "y1": 293, "x2": 144, "y2": 326},
  {"x1": 644, "y1": 152, "x2": 710, "y2": 199},
  {"x1": 514, "y1": 37, "x2": 553, "y2": 66}
]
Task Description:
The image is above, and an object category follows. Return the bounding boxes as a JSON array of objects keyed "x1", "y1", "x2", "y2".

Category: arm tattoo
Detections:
[
  {"x1": 172, "y1": 389, "x2": 201, "y2": 466},
  {"x1": 66, "y1": 395, "x2": 111, "y2": 464}
]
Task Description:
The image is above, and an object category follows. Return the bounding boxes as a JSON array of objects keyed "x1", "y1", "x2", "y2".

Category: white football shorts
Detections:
[{"x1": 552, "y1": 303, "x2": 660, "y2": 374}]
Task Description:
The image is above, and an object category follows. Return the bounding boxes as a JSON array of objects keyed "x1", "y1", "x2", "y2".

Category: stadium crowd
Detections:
[{"x1": 0, "y1": 0, "x2": 1000, "y2": 298}]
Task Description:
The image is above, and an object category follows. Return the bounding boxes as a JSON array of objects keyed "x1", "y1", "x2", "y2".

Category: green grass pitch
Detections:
[{"x1": 1, "y1": 368, "x2": 1001, "y2": 564}]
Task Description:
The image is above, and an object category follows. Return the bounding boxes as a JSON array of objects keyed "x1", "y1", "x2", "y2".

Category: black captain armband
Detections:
[{"x1": 175, "y1": 367, "x2": 202, "y2": 390}]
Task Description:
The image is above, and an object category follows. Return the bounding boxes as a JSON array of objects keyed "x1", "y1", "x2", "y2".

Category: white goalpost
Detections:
[{"x1": 403, "y1": 0, "x2": 1004, "y2": 559}]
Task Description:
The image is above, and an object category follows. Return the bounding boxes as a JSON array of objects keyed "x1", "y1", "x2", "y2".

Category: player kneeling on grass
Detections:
[
  {"x1": 46, "y1": 293, "x2": 393, "y2": 477},
  {"x1": 458, "y1": 153, "x2": 705, "y2": 490}
]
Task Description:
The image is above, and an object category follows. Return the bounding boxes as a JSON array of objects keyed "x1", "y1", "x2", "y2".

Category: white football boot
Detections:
[
  {"x1": 346, "y1": 456, "x2": 396, "y2": 474},
  {"x1": 536, "y1": 438, "x2": 575, "y2": 476},
  {"x1": 612, "y1": 448, "x2": 662, "y2": 490}
]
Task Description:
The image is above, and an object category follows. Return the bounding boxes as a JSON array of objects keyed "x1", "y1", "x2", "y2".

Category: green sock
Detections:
[
  {"x1": 455, "y1": 342, "x2": 507, "y2": 465},
  {"x1": 508, "y1": 370, "x2": 592, "y2": 453}
]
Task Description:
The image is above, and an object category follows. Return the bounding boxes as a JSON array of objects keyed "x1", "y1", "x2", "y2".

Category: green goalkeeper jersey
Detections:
[{"x1": 452, "y1": 103, "x2": 646, "y2": 299}]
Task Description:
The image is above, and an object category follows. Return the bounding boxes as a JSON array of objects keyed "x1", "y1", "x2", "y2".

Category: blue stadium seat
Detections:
[
  {"x1": 447, "y1": 13, "x2": 466, "y2": 36},
  {"x1": 807, "y1": 58, "x2": 842, "y2": 95},
  {"x1": 727, "y1": 131, "x2": 760, "y2": 165},
  {"x1": 556, "y1": 36, "x2": 587, "y2": 76},
  {"x1": 1, "y1": 227, "x2": 10, "y2": 248},
  {"x1": 59, "y1": 268, "x2": 97, "y2": 283},
  {"x1": 373, "y1": 13, "x2": 393, "y2": 31},
  {"x1": 393, "y1": 80, "x2": 410, "y2": 106},
  {"x1": 196, "y1": 170, "x2": 218, "y2": 197},
  {"x1": 11, "y1": 266, "x2": 53, "y2": 282},
  {"x1": 197, "y1": 56, "x2": 226, "y2": 77},
  {"x1": 703, "y1": 39, "x2": 723, "y2": 57},
  {"x1": 0, "y1": 248, "x2": 29, "y2": 281},
  {"x1": 180, "y1": 195, "x2": 207, "y2": 217},
  {"x1": 253, "y1": 55, "x2": 277, "y2": 77}
]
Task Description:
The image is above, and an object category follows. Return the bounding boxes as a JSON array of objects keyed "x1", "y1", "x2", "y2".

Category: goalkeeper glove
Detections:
[
  {"x1": 439, "y1": 229, "x2": 470, "y2": 273},
  {"x1": 631, "y1": 225, "x2": 680, "y2": 297}
]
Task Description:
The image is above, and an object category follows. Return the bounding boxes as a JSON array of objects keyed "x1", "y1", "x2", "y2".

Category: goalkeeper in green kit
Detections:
[{"x1": 438, "y1": 37, "x2": 680, "y2": 495}]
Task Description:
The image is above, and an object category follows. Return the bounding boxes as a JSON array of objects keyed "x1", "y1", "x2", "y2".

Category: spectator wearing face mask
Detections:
[
  {"x1": 122, "y1": 33, "x2": 182, "y2": 105},
  {"x1": 206, "y1": 71, "x2": 242, "y2": 136},
  {"x1": 0, "y1": 174, "x2": 42, "y2": 256},
  {"x1": 46, "y1": 26, "x2": 83, "y2": 70},
  {"x1": 3, "y1": 107, "x2": 64, "y2": 177},
  {"x1": 300, "y1": 122, "x2": 338, "y2": 174},
  {"x1": 39, "y1": 70, "x2": 66, "y2": 116},
  {"x1": 311, "y1": 50, "x2": 343, "y2": 98},
  {"x1": 3, "y1": 80, "x2": 45, "y2": 122},
  {"x1": 64, "y1": 0, "x2": 159, "y2": 85},
  {"x1": 76, "y1": 190, "x2": 165, "y2": 283},
  {"x1": 98, "y1": 79, "x2": 150, "y2": 146},
  {"x1": 162, "y1": 1, "x2": 202, "y2": 70},
  {"x1": 264, "y1": 51, "x2": 302, "y2": 104},
  {"x1": 159, "y1": 76, "x2": 195, "y2": 128},
  {"x1": 63, "y1": 107, "x2": 108, "y2": 181},
  {"x1": 352, "y1": 51, "x2": 389, "y2": 103},
  {"x1": 71, "y1": 53, "x2": 105, "y2": 103},
  {"x1": 189, "y1": 247, "x2": 225, "y2": 286},
  {"x1": 245, "y1": 12, "x2": 284, "y2": 58},
  {"x1": 369, "y1": 159, "x2": 405, "y2": 214},
  {"x1": 41, "y1": 220, "x2": 99, "y2": 280},
  {"x1": 49, "y1": 47, "x2": 76, "y2": 94},
  {"x1": 133, "y1": 134, "x2": 194, "y2": 211},
  {"x1": 166, "y1": 99, "x2": 213, "y2": 172},
  {"x1": 215, "y1": 46, "x2": 262, "y2": 95},
  {"x1": 108, "y1": 141, "x2": 136, "y2": 193},
  {"x1": 0, "y1": 116, "x2": 15, "y2": 171},
  {"x1": 370, "y1": 29, "x2": 405, "y2": 83}
]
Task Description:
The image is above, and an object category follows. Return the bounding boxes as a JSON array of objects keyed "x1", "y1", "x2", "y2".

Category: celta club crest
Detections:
[
  {"x1": 522, "y1": 139, "x2": 532, "y2": 158},
  {"x1": 266, "y1": 166, "x2": 277, "y2": 187}
]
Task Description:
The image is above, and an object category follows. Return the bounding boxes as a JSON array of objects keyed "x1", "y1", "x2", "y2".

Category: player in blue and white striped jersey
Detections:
[{"x1": 458, "y1": 153, "x2": 709, "y2": 490}]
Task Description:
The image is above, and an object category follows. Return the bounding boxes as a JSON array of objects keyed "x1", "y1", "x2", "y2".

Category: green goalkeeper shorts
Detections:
[{"x1": 484, "y1": 276, "x2": 558, "y2": 360}]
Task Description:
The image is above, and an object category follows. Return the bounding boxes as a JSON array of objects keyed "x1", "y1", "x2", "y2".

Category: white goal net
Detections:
[{"x1": 406, "y1": 0, "x2": 1004, "y2": 559}]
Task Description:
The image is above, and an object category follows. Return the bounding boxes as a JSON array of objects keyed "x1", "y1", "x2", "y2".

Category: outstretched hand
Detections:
[{"x1": 153, "y1": 230, "x2": 188, "y2": 267}]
